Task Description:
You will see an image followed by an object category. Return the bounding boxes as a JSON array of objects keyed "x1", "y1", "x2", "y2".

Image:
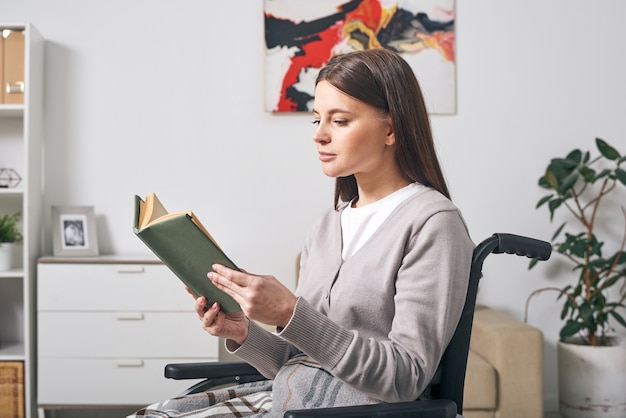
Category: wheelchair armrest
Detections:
[
  {"x1": 165, "y1": 361, "x2": 262, "y2": 380},
  {"x1": 284, "y1": 399, "x2": 458, "y2": 418},
  {"x1": 165, "y1": 361, "x2": 266, "y2": 395}
]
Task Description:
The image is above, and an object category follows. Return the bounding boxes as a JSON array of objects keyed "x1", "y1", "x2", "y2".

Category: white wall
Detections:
[{"x1": 2, "y1": 0, "x2": 626, "y2": 411}]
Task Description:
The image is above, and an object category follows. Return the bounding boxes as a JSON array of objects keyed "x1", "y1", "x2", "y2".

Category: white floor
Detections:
[
  {"x1": 39, "y1": 407, "x2": 139, "y2": 418},
  {"x1": 40, "y1": 408, "x2": 564, "y2": 418}
]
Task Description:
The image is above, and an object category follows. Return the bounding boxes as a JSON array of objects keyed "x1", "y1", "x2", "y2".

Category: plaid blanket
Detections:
[
  {"x1": 128, "y1": 354, "x2": 381, "y2": 417},
  {"x1": 129, "y1": 380, "x2": 273, "y2": 417}
]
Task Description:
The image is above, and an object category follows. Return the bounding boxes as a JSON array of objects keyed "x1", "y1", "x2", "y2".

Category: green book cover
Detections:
[{"x1": 133, "y1": 194, "x2": 242, "y2": 313}]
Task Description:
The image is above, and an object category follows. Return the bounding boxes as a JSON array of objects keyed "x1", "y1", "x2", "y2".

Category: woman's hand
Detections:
[
  {"x1": 188, "y1": 288, "x2": 249, "y2": 345},
  {"x1": 208, "y1": 264, "x2": 298, "y2": 328}
]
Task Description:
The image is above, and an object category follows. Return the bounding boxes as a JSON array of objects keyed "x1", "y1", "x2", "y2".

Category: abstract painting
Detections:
[{"x1": 264, "y1": 0, "x2": 456, "y2": 114}]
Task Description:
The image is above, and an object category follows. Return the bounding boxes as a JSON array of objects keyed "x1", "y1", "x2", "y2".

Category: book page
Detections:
[
  {"x1": 139, "y1": 193, "x2": 170, "y2": 229},
  {"x1": 189, "y1": 213, "x2": 221, "y2": 249},
  {"x1": 138, "y1": 193, "x2": 222, "y2": 249}
]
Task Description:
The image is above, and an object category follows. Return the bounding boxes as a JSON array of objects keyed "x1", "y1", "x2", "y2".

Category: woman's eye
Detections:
[
  {"x1": 334, "y1": 119, "x2": 347, "y2": 126},
  {"x1": 312, "y1": 120, "x2": 320, "y2": 125}
]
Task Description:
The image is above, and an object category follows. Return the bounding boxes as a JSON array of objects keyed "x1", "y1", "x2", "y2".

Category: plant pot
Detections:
[
  {"x1": 558, "y1": 336, "x2": 626, "y2": 418},
  {"x1": 0, "y1": 242, "x2": 18, "y2": 271}
]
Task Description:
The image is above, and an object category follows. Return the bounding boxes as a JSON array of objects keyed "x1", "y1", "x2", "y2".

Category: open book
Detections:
[{"x1": 133, "y1": 193, "x2": 241, "y2": 313}]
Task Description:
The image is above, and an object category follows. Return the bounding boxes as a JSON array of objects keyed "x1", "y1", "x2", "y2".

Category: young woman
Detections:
[{"x1": 131, "y1": 48, "x2": 473, "y2": 417}]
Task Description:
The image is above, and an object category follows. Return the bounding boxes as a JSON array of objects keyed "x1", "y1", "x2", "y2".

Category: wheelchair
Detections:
[{"x1": 164, "y1": 233, "x2": 551, "y2": 417}]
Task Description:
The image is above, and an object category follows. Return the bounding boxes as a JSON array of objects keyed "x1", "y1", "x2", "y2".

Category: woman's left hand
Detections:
[{"x1": 208, "y1": 264, "x2": 298, "y2": 328}]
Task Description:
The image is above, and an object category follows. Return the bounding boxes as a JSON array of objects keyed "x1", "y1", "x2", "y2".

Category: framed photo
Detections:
[{"x1": 52, "y1": 205, "x2": 99, "y2": 256}]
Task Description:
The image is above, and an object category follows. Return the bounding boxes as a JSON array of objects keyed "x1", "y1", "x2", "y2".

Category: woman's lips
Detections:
[{"x1": 318, "y1": 152, "x2": 336, "y2": 162}]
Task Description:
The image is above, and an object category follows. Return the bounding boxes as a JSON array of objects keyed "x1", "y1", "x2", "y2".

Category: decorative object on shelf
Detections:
[
  {"x1": 51, "y1": 205, "x2": 99, "y2": 256},
  {"x1": 0, "y1": 361, "x2": 25, "y2": 418},
  {"x1": 0, "y1": 243, "x2": 20, "y2": 272},
  {"x1": 526, "y1": 137, "x2": 626, "y2": 418},
  {"x1": 264, "y1": 0, "x2": 456, "y2": 114},
  {"x1": 0, "y1": 168, "x2": 22, "y2": 188},
  {"x1": 0, "y1": 211, "x2": 23, "y2": 271},
  {"x1": 1, "y1": 28, "x2": 25, "y2": 105}
]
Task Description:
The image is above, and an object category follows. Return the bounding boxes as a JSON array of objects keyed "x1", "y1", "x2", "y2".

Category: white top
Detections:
[{"x1": 341, "y1": 183, "x2": 422, "y2": 260}]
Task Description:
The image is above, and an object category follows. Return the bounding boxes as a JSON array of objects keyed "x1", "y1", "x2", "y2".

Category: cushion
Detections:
[{"x1": 463, "y1": 350, "x2": 497, "y2": 410}]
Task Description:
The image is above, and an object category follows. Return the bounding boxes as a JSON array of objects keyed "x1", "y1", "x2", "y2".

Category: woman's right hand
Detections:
[{"x1": 190, "y1": 289, "x2": 249, "y2": 345}]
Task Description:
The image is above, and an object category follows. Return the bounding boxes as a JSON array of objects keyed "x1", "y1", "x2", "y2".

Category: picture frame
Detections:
[{"x1": 51, "y1": 205, "x2": 99, "y2": 256}]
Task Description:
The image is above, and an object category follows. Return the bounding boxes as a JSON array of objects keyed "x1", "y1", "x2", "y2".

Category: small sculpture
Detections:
[{"x1": 0, "y1": 168, "x2": 22, "y2": 188}]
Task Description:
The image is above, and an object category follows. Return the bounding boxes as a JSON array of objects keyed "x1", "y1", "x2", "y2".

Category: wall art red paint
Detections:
[{"x1": 264, "y1": 0, "x2": 456, "y2": 114}]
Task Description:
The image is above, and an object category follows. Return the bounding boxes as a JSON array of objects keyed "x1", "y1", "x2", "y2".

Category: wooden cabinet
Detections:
[
  {"x1": 37, "y1": 257, "x2": 218, "y2": 408},
  {"x1": 0, "y1": 22, "x2": 44, "y2": 418}
]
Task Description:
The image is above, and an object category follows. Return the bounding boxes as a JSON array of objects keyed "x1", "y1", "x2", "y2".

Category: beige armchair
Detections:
[{"x1": 463, "y1": 305, "x2": 544, "y2": 418}]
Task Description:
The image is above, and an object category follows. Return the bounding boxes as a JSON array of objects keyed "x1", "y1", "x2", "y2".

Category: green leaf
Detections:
[
  {"x1": 548, "y1": 199, "x2": 562, "y2": 220},
  {"x1": 594, "y1": 169, "x2": 611, "y2": 182},
  {"x1": 565, "y1": 149, "x2": 583, "y2": 165},
  {"x1": 544, "y1": 169, "x2": 558, "y2": 189},
  {"x1": 528, "y1": 258, "x2": 538, "y2": 270},
  {"x1": 590, "y1": 292, "x2": 606, "y2": 309},
  {"x1": 596, "y1": 138, "x2": 621, "y2": 161},
  {"x1": 589, "y1": 258, "x2": 608, "y2": 268},
  {"x1": 0, "y1": 212, "x2": 23, "y2": 243},
  {"x1": 558, "y1": 285, "x2": 573, "y2": 302},
  {"x1": 609, "y1": 310, "x2": 626, "y2": 328},
  {"x1": 569, "y1": 239, "x2": 587, "y2": 258},
  {"x1": 551, "y1": 223, "x2": 566, "y2": 241},
  {"x1": 609, "y1": 250, "x2": 626, "y2": 265},
  {"x1": 538, "y1": 176, "x2": 552, "y2": 189},
  {"x1": 536, "y1": 194, "x2": 553, "y2": 209},
  {"x1": 579, "y1": 302, "x2": 593, "y2": 321},
  {"x1": 590, "y1": 237, "x2": 604, "y2": 257},
  {"x1": 558, "y1": 172, "x2": 579, "y2": 194},
  {"x1": 616, "y1": 168, "x2": 626, "y2": 186},
  {"x1": 601, "y1": 274, "x2": 622, "y2": 289},
  {"x1": 582, "y1": 150, "x2": 591, "y2": 164},
  {"x1": 560, "y1": 320, "x2": 584, "y2": 340},
  {"x1": 579, "y1": 166, "x2": 596, "y2": 182}
]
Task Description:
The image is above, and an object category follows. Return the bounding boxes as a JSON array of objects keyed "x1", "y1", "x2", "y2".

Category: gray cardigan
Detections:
[{"x1": 228, "y1": 187, "x2": 474, "y2": 403}]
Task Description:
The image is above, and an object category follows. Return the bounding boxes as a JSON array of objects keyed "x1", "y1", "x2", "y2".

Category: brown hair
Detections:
[{"x1": 316, "y1": 48, "x2": 450, "y2": 209}]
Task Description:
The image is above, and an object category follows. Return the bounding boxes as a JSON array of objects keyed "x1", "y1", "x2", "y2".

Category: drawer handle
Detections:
[
  {"x1": 116, "y1": 312, "x2": 145, "y2": 321},
  {"x1": 115, "y1": 266, "x2": 145, "y2": 273},
  {"x1": 116, "y1": 359, "x2": 144, "y2": 368}
]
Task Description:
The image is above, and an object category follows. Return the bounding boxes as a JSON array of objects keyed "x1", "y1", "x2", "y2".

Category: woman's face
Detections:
[{"x1": 312, "y1": 80, "x2": 396, "y2": 180}]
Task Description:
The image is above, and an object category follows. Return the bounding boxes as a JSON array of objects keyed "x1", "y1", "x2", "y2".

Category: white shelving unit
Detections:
[{"x1": 0, "y1": 22, "x2": 44, "y2": 418}]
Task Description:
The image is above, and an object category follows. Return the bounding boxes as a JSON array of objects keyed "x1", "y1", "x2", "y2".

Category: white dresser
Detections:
[{"x1": 37, "y1": 256, "x2": 218, "y2": 408}]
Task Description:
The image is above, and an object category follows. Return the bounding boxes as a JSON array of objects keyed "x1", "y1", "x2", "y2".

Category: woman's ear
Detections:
[{"x1": 384, "y1": 119, "x2": 395, "y2": 146}]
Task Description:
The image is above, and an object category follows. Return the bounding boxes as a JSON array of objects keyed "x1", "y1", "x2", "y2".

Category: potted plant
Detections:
[
  {"x1": 0, "y1": 211, "x2": 23, "y2": 271},
  {"x1": 527, "y1": 137, "x2": 626, "y2": 418}
]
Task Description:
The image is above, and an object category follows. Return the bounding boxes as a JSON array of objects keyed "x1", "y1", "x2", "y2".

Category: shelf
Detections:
[
  {"x1": 0, "y1": 342, "x2": 25, "y2": 361},
  {"x1": 0, "y1": 105, "x2": 24, "y2": 118},
  {"x1": 38, "y1": 255, "x2": 161, "y2": 264},
  {"x1": 0, "y1": 188, "x2": 24, "y2": 196},
  {"x1": 0, "y1": 22, "x2": 43, "y2": 418},
  {"x1": 0, "y1": 23, "x2": 26, "y2": 31},
  {"x1": 0, "y1": 269, "x2": 24, "y2": 279}
]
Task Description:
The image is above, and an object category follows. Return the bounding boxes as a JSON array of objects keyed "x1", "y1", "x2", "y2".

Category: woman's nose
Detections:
[{"x1": 313, "y1": 123, "x2": 329, "y2": 144}]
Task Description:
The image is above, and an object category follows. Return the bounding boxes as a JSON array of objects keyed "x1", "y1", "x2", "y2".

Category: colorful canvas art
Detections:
[{"x1": 264, "y1": 0, "x2": 456, "y2": 114}]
